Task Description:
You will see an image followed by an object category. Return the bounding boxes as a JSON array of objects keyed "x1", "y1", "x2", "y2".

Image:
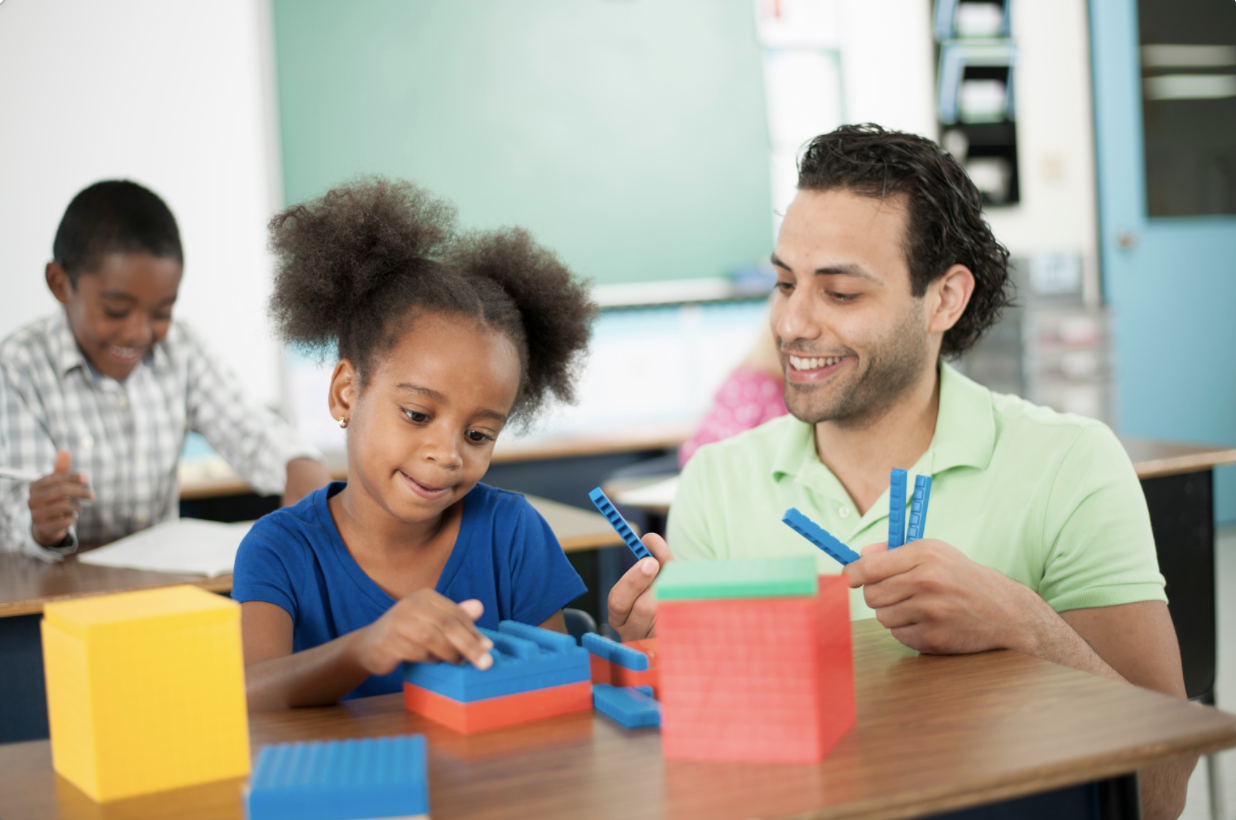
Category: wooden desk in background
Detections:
[
  {"x1": 0, "y1": 494, "x2": 624, "y2": 744},
  {"x1": 2, "y1": 619, "x2": 1234, "y2": 820},
  {"x1": 177, "y1": 423, "x2": 695, "y2": 502}
]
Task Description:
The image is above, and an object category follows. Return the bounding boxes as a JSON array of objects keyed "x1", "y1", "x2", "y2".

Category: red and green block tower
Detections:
[{"x1": 655, "y1": 556, "x2": 855, "y2": 763}]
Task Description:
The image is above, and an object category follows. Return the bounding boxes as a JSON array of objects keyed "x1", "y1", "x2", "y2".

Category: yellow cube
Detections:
[{"x1": 41, "y1": 585, "x2": 250, "y2": 801}]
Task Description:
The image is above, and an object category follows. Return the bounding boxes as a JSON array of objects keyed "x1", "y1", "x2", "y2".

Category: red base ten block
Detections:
[
  {"x1": 589, "y1": 638, "x2": 660, "y2": 698},
  {"x1": 656, "y1": 575, "x2": 854, "y2": 762},
  {"x1": 403, "y1": 680, "x2": 591, "y2": 734}
]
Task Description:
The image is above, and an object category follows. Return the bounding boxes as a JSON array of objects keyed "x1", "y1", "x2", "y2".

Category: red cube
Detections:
[{"x1": 656, "y1": 574, "x2": 854, "y2": 762}]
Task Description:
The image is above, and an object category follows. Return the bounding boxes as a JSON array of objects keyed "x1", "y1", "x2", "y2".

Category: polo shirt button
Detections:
[
  {"x1": 839, "y1": 506, "x2": 851, "y2": 518},
  {"x1": 117, "y1": 394, "x2": 129, "y2": 409},
  {"x1": 79, "y1": 434, "x2": 94, "y2": 450}
]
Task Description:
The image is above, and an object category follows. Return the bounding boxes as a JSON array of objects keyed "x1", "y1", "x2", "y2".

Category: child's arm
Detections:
[
  {"x1": 180, "y1": 322, "x2": 327, "y2": 502},
  {"x1": 241, "y1": 591, "x2": 495, "y2": 712},
  {"x1": 538, "y1": 610, "x2": 568, "y2": 634}
]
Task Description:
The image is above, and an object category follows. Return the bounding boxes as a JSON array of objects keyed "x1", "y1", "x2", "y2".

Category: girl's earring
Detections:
[{"x1": 337, "y1": 416, "x2": 349, "y2": 429}]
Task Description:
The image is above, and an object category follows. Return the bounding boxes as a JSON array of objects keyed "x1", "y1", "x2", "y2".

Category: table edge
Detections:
[{"x1": 0, "y1": 575, "x2": 233, "y2": 617}]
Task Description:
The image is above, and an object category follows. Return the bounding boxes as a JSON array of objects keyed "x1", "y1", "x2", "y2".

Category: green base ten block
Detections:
[{"x1": 654, "y1": 556, "x2": 819, "y2": 601}]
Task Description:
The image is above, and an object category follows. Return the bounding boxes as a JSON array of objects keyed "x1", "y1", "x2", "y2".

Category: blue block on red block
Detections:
[
  {"x1": 402, "y1": 621, "x2": 589, "y2": 703},
  {"x1": 589, "y1": 487, "x2": 652, "y2": 561},
  {"x1": 888, "y1": 468, "x2": 907, "y2": 549},
  {"x1": 593, "y1": 684, "x2": 661, "y2": 729},
  {"x1": 782, "y1": 508, "x2": 861, "y2": 566},
  {"x1": 582, "y1": 632, "x2": 649, "y2": 671},
  {"x1": 246, "y1": 735, "x2": 428, "y2": 820}
]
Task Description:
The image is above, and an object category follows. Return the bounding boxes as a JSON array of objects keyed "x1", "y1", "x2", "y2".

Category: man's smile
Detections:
[{"x1": 788, "y1": 355, "x2": 846, "y2": 371}]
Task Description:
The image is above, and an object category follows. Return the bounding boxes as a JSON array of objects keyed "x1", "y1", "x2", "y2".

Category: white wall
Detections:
[
  {"x1": 984, "y1": 0, "x2": 1101, "y2": 303},
  {"x1": 758, "y1": 0, "x2": 937, "y2": 240},
  {"x1": 839, "y1": 0, "x2": 937, "y2": 139},
  {"x1": 0, "y1": 0, "x2": 284, "y2": 407}
]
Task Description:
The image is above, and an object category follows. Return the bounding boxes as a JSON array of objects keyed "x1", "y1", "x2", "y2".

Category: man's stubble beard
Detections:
[{"x1": 783, "y1": 305, "x2": 931, "y2": 430}]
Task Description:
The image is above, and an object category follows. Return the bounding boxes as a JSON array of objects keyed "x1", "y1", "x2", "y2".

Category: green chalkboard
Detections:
[{"x1": 272, "y1": 0, "x2": 773, "y2": 286}]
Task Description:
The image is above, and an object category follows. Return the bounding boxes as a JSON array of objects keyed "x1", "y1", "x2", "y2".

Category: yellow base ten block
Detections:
[{"x1": 41, "y1": 585, "x2": 250, "y2": 802}]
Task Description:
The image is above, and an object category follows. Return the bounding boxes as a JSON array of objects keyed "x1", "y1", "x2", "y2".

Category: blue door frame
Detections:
[{"x1": 1090, "y1": 0, "x2": 1236, "y2": 524}]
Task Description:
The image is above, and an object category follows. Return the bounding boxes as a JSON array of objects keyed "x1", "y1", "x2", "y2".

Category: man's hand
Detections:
[
  {"x1": 606, "y1": 533, "x2": 673, "y2": 642},
  {"x1": 843, "y1": 539, "x2": 1051, "y2": 656},
  {"x1": 282, "y1": 457, "x2": 331, "y2": 507},
  {"x1": 28, "y1": 450, "x2": 94, "y2": 547}
]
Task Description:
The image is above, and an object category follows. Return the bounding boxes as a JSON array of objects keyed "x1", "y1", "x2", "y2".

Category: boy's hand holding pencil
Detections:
[{"x1": 28, "y1": 450, "x2": 94, "y2": 548}]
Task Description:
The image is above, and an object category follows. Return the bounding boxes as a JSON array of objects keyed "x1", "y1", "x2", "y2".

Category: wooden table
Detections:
[
  {"x1": 1, "y1": 619, "x2": 1233, "y2": 820},
  {"x1": 0, "y1": 494, "x2": 623, "y2": 745}
]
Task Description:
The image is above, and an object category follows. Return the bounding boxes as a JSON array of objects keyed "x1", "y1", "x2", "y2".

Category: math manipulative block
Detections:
[
  {"x1": 588, "y1": 487, "x2": 652, "y2": 560},
  {"x1": 402, "y1": 621, "x2": 588, "y2": 703},
  {"x1": 593, "y1": 684, "x2": 661, "y2": 729},
  {"x1": 403, "y1": 680, "x2": 591, "y2": 734},
  {"x1": 40, "y1": 585, "x2": 249, "y2": 802},
  {"x1": 587, "y1": 636, "x2": 660, "y2": 697},
  {"x1": 888, "y1": 468, "x2": 908, "y2": 548},
  {"x1": 246, "y1": 735, "x2": 429, "y2": 820},
  {"x1": 905, "y1": 474, "x2": 933, "y2": 543},
  {"x1": 654, "y1": 555, "x2": 819, "y2": 601},
  {"x1": 582, "y1": 631, "x2": 649, "y2": 671},
  {"x1": 781, "y1": 509, "x2": 861, "y2": 567},
  {"x1": 656, "y1": 573, "x2": 855, "y2": 763},
  {"x1": 402, "y1": 621, "x2": 591, "y2": 732}
]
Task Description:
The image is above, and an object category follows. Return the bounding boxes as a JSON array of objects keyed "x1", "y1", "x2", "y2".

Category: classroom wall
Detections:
[
  {"x1": 270, "y1": 0, "x2": 775, "y2": 288},
  {"x1": 984, "y1": 0, "x2": 1102, "y2": 304},
  {"x1": 0, "y1": 0, "x2": 285, "y2": 408}
]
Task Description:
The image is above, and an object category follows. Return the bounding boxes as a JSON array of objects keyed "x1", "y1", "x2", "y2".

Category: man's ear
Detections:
[
  {"x1": 927, "y1": 264, "x2": 976, "y2": 334},
  {"x1": 45, "y1": 262, "x2": 74, "y2": 306},
  {"x1": 328, "y1": 359, "x2": 358, "y2": 426}
]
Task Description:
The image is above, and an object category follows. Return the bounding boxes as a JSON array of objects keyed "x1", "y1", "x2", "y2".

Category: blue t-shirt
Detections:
[{"x1": 231, "y1": 481, "x2": 587, "y2": 699}]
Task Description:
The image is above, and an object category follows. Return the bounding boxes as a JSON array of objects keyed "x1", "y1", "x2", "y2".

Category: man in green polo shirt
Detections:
[{"x1": 607, "y1": 125, "x2": 1188, "y2": 820}]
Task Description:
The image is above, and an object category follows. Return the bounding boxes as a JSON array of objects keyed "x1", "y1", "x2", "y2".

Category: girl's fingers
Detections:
[
  {"x1": 387, "y1": 597, "x2": 492, "y2": 669},
  {"x1": 423, "y1": 597, "x2": 493, "y2": 668}
]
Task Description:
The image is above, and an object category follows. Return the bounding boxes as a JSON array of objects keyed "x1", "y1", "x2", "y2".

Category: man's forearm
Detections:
[
  {"x1": 1006, "y1": 591, "x2": 1191, "y2": 820},
  {"x1": 1009, "y1": 589, "x2": 1126, "y2": 683}
]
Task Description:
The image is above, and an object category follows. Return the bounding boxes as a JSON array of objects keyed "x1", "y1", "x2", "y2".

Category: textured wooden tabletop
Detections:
[{"x1": 2, "y1": 619, "x2": 1233, "y2": 820}]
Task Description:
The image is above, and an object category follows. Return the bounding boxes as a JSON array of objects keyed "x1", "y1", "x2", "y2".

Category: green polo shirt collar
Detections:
[{"x1": 769, "y1": 363, "x2": 996, "y2": 530}]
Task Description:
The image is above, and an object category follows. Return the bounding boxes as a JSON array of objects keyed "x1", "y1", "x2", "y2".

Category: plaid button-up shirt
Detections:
[{"x1": 0, "y1": 312, "x2": 322, "y2": 557}]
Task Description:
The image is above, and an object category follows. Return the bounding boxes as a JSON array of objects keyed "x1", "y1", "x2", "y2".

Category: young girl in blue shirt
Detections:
[{"x1": 232, "y1": 178, "x2": 595, "y2": 710}]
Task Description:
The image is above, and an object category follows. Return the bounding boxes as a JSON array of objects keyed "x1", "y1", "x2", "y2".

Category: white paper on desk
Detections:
[
  {"x1": 614, "y1": 476, "x2": 680, "y2": 508},
  {"x1": 78, "y1": 518, "x2": 252, "y2": 577}
]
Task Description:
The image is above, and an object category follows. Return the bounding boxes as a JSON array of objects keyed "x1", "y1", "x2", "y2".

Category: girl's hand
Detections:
[{"x1": 351, "y1": 590, "x2": 495, "y2": 676}]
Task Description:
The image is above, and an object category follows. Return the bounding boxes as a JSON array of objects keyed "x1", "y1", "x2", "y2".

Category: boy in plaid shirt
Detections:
[{"x1": 0, "y1": 180, "x2": 330, "y2": 557}]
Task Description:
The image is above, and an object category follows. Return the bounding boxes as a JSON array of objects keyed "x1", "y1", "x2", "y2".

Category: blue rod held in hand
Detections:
[
  {"x1": 782, "y1": 508, "x2": 861, "y2": 566},
  {"x1": 589, "y1": 487, "x2": 652, "y2": 561},
  {"x1": 905, "y1": 475, "x2": 933, "y2": 543},
  {"x1": 888, "y1": 468, "x2": 908, "y2": 548}
]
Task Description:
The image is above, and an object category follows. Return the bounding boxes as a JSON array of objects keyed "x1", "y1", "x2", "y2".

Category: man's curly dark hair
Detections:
[
  {"x1": 797, "y1": 124, "x2": 1012, "y2": 357},
  {"x1": 267, "y1": 176, "x2": 596, "y2": 424}
]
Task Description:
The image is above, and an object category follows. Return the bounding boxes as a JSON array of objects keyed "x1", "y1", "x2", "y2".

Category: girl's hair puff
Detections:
[{"x1": 267, "y1": 177, "x2": 596, "y2": 424}]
